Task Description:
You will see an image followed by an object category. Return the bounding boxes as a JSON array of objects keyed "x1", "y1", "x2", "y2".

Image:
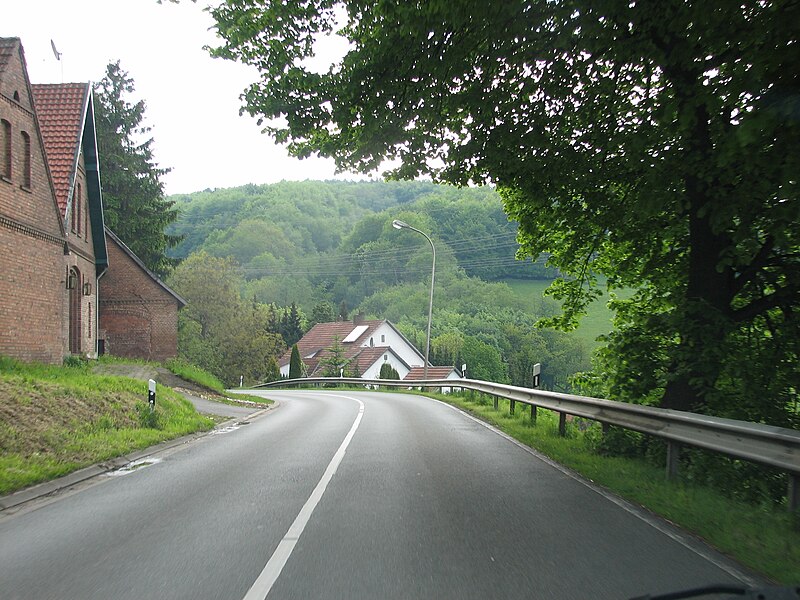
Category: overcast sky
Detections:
[{"x1": 3, "y1": 0, "x2": 372, "y2": 195}]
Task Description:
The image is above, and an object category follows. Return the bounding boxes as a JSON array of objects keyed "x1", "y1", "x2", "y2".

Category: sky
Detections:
[{"x1": 2, "y1": 0, "x2": 372, "y2": 195}]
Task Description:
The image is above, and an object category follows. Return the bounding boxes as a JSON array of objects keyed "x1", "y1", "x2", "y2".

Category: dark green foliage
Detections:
[
  {"x1": 167, "y1": 252, "x2": 285, "y2": 386},
  {"x1": 309, "y1": 301, "x2": 336, "y2": 327},
  {"x1": 94, "y1": 61, "x2": 181, "y2": 277},
  {"x1": 288, "y1": 344, "x2": 302, "y2": 379},
  {"x1": 379, "y1": 362, "x2": 399, "y2": 380},
  {"x1": 263, "y1": 356, "x2": 280, "y2": 383}
]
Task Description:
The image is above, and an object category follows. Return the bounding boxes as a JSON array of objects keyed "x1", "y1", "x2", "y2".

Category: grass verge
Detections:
[
  {"x1": 165, "y1": 359, "x2": 271, "y2": 406},
  {"x1": 0, "y1": 357, "x2": 215, "y2": 495},
  {"x1": 432, "y1": 390, "x2": 799, "y2": 585}
]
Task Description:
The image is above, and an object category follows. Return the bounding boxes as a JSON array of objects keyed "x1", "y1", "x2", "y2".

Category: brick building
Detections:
[
  {"x1": 99, "y1": 228, "x2": 185, "y2": 362},
  {"x1": 1, "y1": 37, "x2": 182, "y2": 364},
  {"x1": 31, "y1": 81, "x2": 108, "y2": 359},
  {"x1": 0, "y1": 38, "x2": 77, "y2": 363}
]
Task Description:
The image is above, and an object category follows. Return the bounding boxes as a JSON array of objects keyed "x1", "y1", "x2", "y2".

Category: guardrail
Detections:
[{"x1": 255, "y1": 376, "x2": 800, "y2": 512}]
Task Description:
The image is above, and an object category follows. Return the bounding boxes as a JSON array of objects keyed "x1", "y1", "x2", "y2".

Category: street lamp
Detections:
[{"x1": 392, "y1": 219, "x2": 435, "y2": 379}]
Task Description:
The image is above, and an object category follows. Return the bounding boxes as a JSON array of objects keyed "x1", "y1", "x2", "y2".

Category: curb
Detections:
[{"x1": 0, "y1": 400, "x2": 280, "y2": 513}]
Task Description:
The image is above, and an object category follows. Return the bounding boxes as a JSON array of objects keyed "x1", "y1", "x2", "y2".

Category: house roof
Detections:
[
  {"x1": 30, "y1": 83, "x2": 89, "y2": 218},
  {"x1": 281, "y1": 319, "x2": 383, "y2": 370},
  {"x1": 404, "y1": 366, "x2": 462, "y2": 381},
  {"x1": 32, "y1": 82, "x2": 108, "y2": 272},
  {"x1": 105, "y1": 227, "x2": 187, "y2": 307}
]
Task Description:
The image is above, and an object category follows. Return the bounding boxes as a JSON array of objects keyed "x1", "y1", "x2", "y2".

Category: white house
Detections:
[{"x1": 279, "y1": 317, "x2": 436, "y2": 379}]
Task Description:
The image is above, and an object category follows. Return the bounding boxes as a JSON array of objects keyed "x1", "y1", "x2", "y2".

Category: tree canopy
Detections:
[
  {"x1": 207, "y1": 1, "x2": 800, "y2": 423},
  {"x1": 94, "y1": 61, "x2": 182, "y2": 277}
]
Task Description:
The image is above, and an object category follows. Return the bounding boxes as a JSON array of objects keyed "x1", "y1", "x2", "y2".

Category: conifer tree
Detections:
[
  {"x1": 94, "y1": 61, "x2": 181, "y2": 277},
  {"x1": 289, "y1": 344, "x2": 303, "y2": 379}
]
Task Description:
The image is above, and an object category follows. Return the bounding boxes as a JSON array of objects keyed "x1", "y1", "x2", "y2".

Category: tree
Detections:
[
  {"x1": 167, "y1": 251, "x2": 285, "y2": 385},
  {"x1": 309, "y1": 301, "x2": 336, "y2": 327},
  {"x1": 318, "y1": 335, "x2": 349, "y2": 377},
  {"x1": 379, "y1": 362, "x2": 400, "y2": 380},
  {"x1": 207, "y1": 1, "x2": 800, "y2": 422},
  {"x1": 94, "y1": 61, "x2": 182, "y2": 276},
  {"x1": 289, "y1": 344, "x2": 303, "y2": 379}
]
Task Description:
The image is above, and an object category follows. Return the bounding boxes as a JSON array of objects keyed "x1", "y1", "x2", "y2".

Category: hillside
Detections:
[{"x1": 166, "y1": 180, "x2": 597, "y2": 390}]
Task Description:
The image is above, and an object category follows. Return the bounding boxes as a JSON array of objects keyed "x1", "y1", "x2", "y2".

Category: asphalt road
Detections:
[{"x1": 0, "y1": 390, "x2": 759, "y2": 599}]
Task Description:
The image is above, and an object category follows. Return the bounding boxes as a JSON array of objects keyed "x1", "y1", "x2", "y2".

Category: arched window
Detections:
[
  {"x1": 68, "y1": 267, "x2": 82, "y2": 354},
  {"x1": 1, "y1": 119, "x2": 10, "y2": 180},
  {"x1": 20, "y1": 131, "x2": 31, "y2": 189}
]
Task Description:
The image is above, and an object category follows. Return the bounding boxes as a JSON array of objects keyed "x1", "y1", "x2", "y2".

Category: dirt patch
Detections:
[{"x1": 92, "y1": 364, "x2": 214, "y2": 395}]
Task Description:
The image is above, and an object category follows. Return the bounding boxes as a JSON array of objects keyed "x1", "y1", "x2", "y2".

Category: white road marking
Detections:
[{"x1": 242, "y1": 395, "x2": 365, "y2": 600}]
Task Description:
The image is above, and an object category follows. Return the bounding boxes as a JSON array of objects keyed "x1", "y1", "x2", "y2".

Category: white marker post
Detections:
[{"x1": 148, "y1": 379, "x2": 156, "y2": 413}]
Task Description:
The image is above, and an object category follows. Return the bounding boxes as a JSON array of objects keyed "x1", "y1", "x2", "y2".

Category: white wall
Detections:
[
  {"x1": 362, "y1": 350, "x2": 411, "y2": 379},
  {"x1": 366, "y1": 323, "x2": 424, "y2": 367}
]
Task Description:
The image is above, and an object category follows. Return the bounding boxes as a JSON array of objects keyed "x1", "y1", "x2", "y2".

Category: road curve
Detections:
[{"x1": 0, "y1": 390, "x2": 758, "y2": 599}]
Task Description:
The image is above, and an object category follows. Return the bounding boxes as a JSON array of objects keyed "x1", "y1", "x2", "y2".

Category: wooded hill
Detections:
[{"x1": 166, "y1": 180, "x2": 591, "y2": 390}]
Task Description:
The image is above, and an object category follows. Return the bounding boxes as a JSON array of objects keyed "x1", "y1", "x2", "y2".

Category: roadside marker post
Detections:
[{"x1": 148, "y1": 379, "x2": 156, "y2": 413}]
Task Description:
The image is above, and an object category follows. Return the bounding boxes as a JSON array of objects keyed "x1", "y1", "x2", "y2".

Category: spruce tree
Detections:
[
  {"x1": 94, "y1": 61, "x2": 181, "y2": 277},
  {"x1": 289, "y1": 344, "x2": 302, "y2": 379}
]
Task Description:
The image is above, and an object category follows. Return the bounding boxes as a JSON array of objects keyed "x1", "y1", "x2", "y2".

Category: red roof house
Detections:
[{"x1": 278, "y1": 316, "x2": 463, "y2": 382}]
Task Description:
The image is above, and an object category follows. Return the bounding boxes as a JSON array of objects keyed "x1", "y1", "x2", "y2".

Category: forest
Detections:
[{"x1": 165, "y1": 180, "x2": 594, "y2": 390}]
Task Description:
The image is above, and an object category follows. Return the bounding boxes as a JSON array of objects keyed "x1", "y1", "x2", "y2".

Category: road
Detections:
[{"x1": 0, "y1": 390, "x2": 758, "y2": 599}]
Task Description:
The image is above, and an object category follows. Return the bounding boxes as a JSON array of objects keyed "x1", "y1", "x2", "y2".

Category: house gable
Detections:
[
  {"x1": 0, "y1": 38, "x2": 68, "y2": 363},
  {"x1": 278, "y1": 318, "x2": 426, "y2": 379},
  {"x1": 99, "y1": 229, "x2": 185, "y2": 362},
  {"x1": 31, "y1": 82, "x2": 107, "y2": 274}
]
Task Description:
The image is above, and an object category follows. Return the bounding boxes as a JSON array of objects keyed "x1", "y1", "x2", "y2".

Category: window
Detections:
[
  {"x1": 76, "y1": 184, "x2": 82, "y2": 236},
  {"x1": 381, "y1": 334, "x2": 385, "y2": 343},
  {"x1": 20, "y1": 131, "x2": 31, "y2": 189},
  {"x1": 70, "y1": 190, "x2": 76, "y2": 232},
  {"x1": 1, "y1": 119, "x2": 10, "y2": 180},
  {"x1": 87, "y1": 302, "x2": 92, "y2": 338},
  {"x1": 370, "y1": 337, "x2": 374, "y2": 347},
  {"x1": 384, "y1": 354, "x2": 388, "y2": 361}
]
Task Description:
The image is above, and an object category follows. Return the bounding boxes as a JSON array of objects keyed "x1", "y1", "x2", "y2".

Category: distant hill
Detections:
[{"x1": 167, "y1": 180, "x2": 557, "y2": 307}]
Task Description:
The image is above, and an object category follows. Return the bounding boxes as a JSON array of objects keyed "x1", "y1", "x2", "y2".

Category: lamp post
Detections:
[{"x1": 392, "y1": 219, "x2": 435, "y2": 379}]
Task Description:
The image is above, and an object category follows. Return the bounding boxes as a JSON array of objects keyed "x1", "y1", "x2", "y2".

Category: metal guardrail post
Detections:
[
  {"x1": 530, "y1": 405, "x2": 537, "y2": 425},
  {"x1": 510, "y1": 399, "x2": 516, "y2": 415},
  {"x1": 558, "y1": 412, "x2": 567, "y2": 437},
  {"x1": 666, "y1": 441, "x2": 681, "y2": 480},
  {"x1": 493, "y1": 396, "x2": 499, "y2": 410},
  {"x1": 789, "y1": 474, "x2": 799, "y2": 513}
]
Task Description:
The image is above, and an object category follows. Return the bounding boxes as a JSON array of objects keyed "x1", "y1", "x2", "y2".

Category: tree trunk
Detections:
[{"x1": 660, "y1": 179, "x2": 734, "y2": 413}]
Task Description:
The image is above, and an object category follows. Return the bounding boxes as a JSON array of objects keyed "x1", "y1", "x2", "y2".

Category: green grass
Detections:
[
  {"x1": 432, "y1": 390, "x2": 799, "y2": 584},
  {"x1": 165, "y1": 358, "x2": 227, "y2": 393},
  {"x1": 165, "y1": 359, "x2": 272, "y2": 406},
  {"x1": 502, "y1": 278, "x2": 635, "y2": 350},
  {"x1": 0, "y1": 356, "x2": 215, "y2": 495}
]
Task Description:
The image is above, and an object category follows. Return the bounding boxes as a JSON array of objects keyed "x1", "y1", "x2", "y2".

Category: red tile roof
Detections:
[
  {"x1": 31, "y1": 83, "x2": 90, "y2": 218},
  {"x1": 404, "y1": 366, "x2": 461, "y2": 381},
  {"x1": 280, "y1": 319, "x2": 385, "y2": 371}
]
